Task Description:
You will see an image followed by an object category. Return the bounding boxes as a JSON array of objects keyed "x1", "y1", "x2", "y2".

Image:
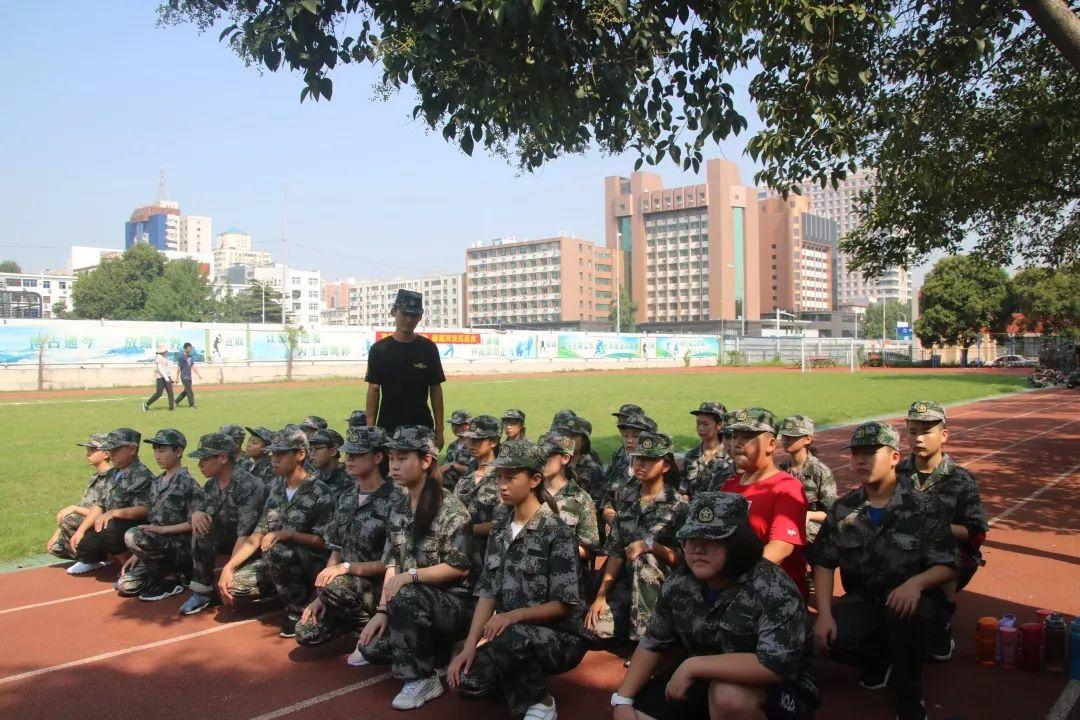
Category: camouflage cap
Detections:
[
  {"x1": 630, "y1": 431, "x2": 675, "y2": 459},
  {"x1": 76, "y1": 432, "x2": 110, "y2": 449},
  {"x1": 725, "y1": 407, "x2": 779, "y2": 435},
  {"x1": 392, "y1": 289, "x2": 424, "y2": 314},
  {"x1": 448, "y1": 409, "x2": 472, "y2": 426},
  {"x1": 676, "y1": 492, "x2": 750, "y2": 542},
  {"x1": 501, "y1": 408, "x2": 526, "y2": 422},
  {"x1": 340, "y1": 426, "x2": 387, "y2": 454},
  {"x1": 187, "y1": 432, "x2": 239, "y2": 459},
  {"x1": 385, "y1": 425, "x2": 439, "y2": 456},
  {"x1": 719, "y1": 412, "x2": 737, "y2": 436},
  {"x1": 559, "y1": 415, "x2": 592, "y2": 438},
  {"x1": 779, "y1": 415, "x2": 815, "y2": 438},
  {"x1": 906, "y1": 400, "x2": 947, "y2": 424},
  {"x1": 309, "y1": 428, "x2": 345, "y2": 449},
  {"x1": 538, "y1": 431, "x2": 575, "y2": 457},
  {"x1": 845, "y1": 421, "x2": 901, "y2": 451},
  {"x1": 690, "y1": 401, "x2": 728, "y2": 420},
  {"x1": 461, "y1": 414, "x2": 502, "y2": 439},
  {"x1": 550, "y1": 409, "x2": 579, "y2": 432},
  {"x1": 617, "y1": 412, "x2": 658, "y2": 432},
  {"x1": 490, "y1": 439, "x2": 546, "y2": 473},
  {"x1": 143, "y1": 428, "x2": 188, "y2": 448},
  {"x1": 219, "y1": 424, "x2": 246, "y2": 448},
  {"x1": 100, "y1": 427, "x2": 141, "y2": 450},
  {"x1": 244, "y1": 426, "x2": 274, "y2": 446},
  {"x1": 266, "y1": 427, "x2": 311, "y2": 453},
  {"x1": 611, "y1": 403, "x2": 645, "y2": 419},
  {"x1": 346, "y1": 410, "x2": 368, "y2": 428},
  {"x1": 299, "y1": 415, "x2": 328, "y2": 431}
]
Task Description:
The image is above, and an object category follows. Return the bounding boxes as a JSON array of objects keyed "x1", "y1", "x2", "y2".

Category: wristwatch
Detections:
[
  {"x1": 610, "y1": 693, "x2": 634, "y2": 706},
  {"x1": 408, "y1": 567, "x2": 419, "y2": 583},
  {"x1": 342, "y1": 562, "x2": 351, "y2": 575},
  {"x1": 644, "y1": 534, "x2": 655, "y2": 551}
]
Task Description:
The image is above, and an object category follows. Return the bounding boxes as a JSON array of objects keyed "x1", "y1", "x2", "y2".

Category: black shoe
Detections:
[
  {"x1": 139, "y1": 580, "x2": 185, "y2": 602},
  {"x1": 931, "y1": 626, "x2": 955, "y2": 662},
  {"x1": 859, "y1": 663, "x2": 893, "y2": 690},
  {"x1": 896, "y1": 697, "x2": 927, "y2": 720},
  {"x1": 279, "y1": 614, "x2": 300, "y2": 638}
]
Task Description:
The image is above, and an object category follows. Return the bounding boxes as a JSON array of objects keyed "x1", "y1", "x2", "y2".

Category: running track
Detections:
[{"x1": 1, "y1": 388, "x2": 1077, "y2": 720}]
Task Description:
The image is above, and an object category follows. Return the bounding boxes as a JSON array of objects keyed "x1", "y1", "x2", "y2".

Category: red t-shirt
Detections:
[{"x1": 721, "y1": 470, "x2": 809, "y2": 598}]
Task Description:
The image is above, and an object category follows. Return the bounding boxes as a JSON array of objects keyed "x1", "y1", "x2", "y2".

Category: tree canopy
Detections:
[
  {"x1": 915, "y1": 255, "x2": 1011, "y2": 355},
  {"x1": 607, "y1": 285, "x2": 637, "y2": 332},
  {"x1": 159, "y1": 0, "x2": 1080, "y2": 274},
  {"x1": 0, "y1": 260, "x2": 22, "y2": 273},
  {"x1": 862, "y1": 299, "x2": 912, "y2": 340},
  {"x1": 1010, "y1": 262, "x2": 1080, "y2": 336}
]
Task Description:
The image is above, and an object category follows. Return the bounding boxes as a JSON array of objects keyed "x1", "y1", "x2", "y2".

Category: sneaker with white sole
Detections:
[
  {"x1": 139, "y1": 580, "x2": 185, "y2": 602},
  {"x1": 524, "y1": 700, "x2": 557, "y2": 720},
  {"x1": 347, "y1": 646, "x2": 371, "y2": 667},
  {"x1": 859, "y1": 663, "x2": 893, "y2": 690},
  {"x1": 179, "y1": 592, "x2": 219, "y2": 616},
  {"x1": 391, "y1": 676, "x2": 443, "y2": 710},
  {"x1": 66, "y1": 561, "x2": 106, "y2": 575}
]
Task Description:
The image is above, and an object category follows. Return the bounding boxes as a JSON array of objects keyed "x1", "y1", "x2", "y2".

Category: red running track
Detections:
[{"x1": 0, "y1": 388, "x2": 1077, "y2": 720}]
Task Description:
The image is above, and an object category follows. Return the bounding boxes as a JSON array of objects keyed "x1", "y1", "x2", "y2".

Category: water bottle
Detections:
[
  {"x1": 976, "y1": 617, "x2": 998, "y2": 666},
  {"x1": 1020, "y1": 622, "x2": 1043, "y2": 671},
  {"x1": 1069, "y1": 617, "x2": 1080, "y2": 680},
  {"x1": 1000, "y1": 627, "x2": 1019, "y2": 669},
  {"x1": 1044, "y1": 613, "x2": 1067, "y2": 673},
  {"x1": 997, "y1": 613, "x2": 1017, "y2": 662}
]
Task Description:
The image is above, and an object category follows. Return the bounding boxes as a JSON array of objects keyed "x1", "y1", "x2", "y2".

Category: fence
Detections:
[{"x1": 910, "y1": 334, "x2": 1077, "y2": 370}]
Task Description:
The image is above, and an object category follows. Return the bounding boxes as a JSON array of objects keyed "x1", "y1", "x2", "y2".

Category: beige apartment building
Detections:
[
  {"x1": 465, "y1": 236, "x2": 614, "y2": 327},
  {"x1": 603, "y1": 158, "x2": 761, "y2": 324},
  {"x1": 758, "y1": 194, "x2": 838, "y2": 313}
]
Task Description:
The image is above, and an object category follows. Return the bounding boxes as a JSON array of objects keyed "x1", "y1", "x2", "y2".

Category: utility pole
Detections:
[{"x1": 282, "y1": 180, "x2": 288, "y2": 325}]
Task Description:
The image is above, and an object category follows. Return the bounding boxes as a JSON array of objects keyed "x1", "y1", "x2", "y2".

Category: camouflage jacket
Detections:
[
  {"x1": 550, "y1": 478, "x2": 600, "y2": 554},
  {"x1": 245, "y1": 456, "x2": 276, "y2": 485},
  {"x1": 441, "y1": 439, "x2": 476, "y2": 488},
  {"x1": 312, "y1": 464, "x2": 351, "y2": 497},
  {"x1": 642, "y1": 561, "x2": 819, "y2": 706},
  {"x1": 897, "y1": 453, "x2": 988, "y2": 550},
  {"x1": 381, "y1": 491, "x2": 473, "y2": 596},
  {"x1": 194, "y1": 464, "x2": 267, "y2": 538},
  {"x1": 573, "y1": 454, "x2": 609, "y2": 511},
  {"x1": 78, "y1": 468, "x2": 114, "y2": 509},
  {"x1": 453, "y1": 467, "x2": 501, "y2": 527},
  {"x1": 604, "y1": 480, "x2": 688, "y2": 560},
  {"x1": 607, "y1": 446, "x2": 632, "y2": 485},
  {"x1": 779, "y1": 454, "x2": 837, "y2": 541},
  {"x1": 326, "y1": 480, "x2": 399, "y2": 564},
  {"x1": 811, "y1": 482, "x2": 959, "y2": 601},
  {"x1": 678, "y1": 444, "x2": 737, "y2": 499},
  {"x1": 253, "y1": 475, "x2": 335, "y2": 543},
  {"x1": 146, "y1": 468, "x2": 203, "y2": 526},
  {"x1": 477, "y1": 504, "x2": 583, "y2": 632},
  {"x1": 98, "y1": 460, "x2": 154, "y2": 511}
]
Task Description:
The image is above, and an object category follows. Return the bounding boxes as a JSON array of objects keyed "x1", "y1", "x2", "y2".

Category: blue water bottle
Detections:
[{"x1": 1069, "y1": 617, "x2": 1080, "y2": 680}]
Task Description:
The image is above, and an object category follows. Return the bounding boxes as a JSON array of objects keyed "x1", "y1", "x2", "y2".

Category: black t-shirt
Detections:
[{"x1": 364, "y1": 335, "x2": 446, "y2": 432}]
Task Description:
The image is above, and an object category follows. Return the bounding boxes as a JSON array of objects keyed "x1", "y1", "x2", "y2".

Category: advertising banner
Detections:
[
  {"x1": 0, "y1": 323, "x2": 206, "y2": 365},
  {"x1": 248, "y1": 328, "x2": 375, "y2": 362},
  {"x1": 557, "y1": 333, "x2": 642, "y2": 359},
  {"x1": 654, "y1": 335, "x2": 721, "y2": 359}
]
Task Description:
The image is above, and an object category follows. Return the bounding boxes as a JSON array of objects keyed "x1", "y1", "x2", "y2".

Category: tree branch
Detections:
[{"x1": 1021, "y1": 0, "x2": 1080, "y2": 73}]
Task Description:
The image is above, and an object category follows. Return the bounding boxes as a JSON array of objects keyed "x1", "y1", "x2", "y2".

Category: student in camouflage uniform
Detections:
[
  {"x1": 49, "y1": 433, "x2": 113, "y2": 560},
  {"x1": 540, "y1": 431, "x2": 600, "y2": 596},
  {"x1": 678, "y1": 401, "x2": 736, "y2": 500},
  {"x1": 219, "y1": 424, "x2": 247, "y2": 454},
  {"x1": 606, "y1": 403, "x2": 645, "y2": 490},
  {"x1": 449, "y1": 440, "x2": 586, "y2": 720},
  {"x1": 242, "y1": 426, "x2": 276, "y2": 484},
  {"x1": 218, "y1": 427, "x2": 335, "y2": 637},
  {"x1": 454, "y1": 414, "x2": 502, "y2": 574},
  {"x1": 299, "y1": 415, "x2": 328, "y2": 439},
  {"x1": 812, "y1": 421, "x2": 959, "y2": 720},
  {"x1": 613, "y1": 492, "x2": 819, "y2": 720},
  {"x1": 603, "y1": 412, "x2": 659, "y2": 524},
  {"x1": 554, "y1": 414, "x2": 608, "y2": 517},
  {"x1": 586, "y1": 432, "x2": 688, "y2": 643},
  {"x1": 898, "y1": 400, "x2": 988, "y2": 660},
  {"x1": 309, "y1": 428, "x2": 351, "y2": 497},
  {"x1": 501, "y1": 408, "x2": 527, "y2": 441},
  {"x1": 346, "y1": 410, "x2": 368, "y2": 428},
  {"x1": 297, "y1": 426, "x2": 398, "y2": 648},
  {"x1": 181, "y1": 433, "x2": 268, "y2": 615},
  {"x1": 117, "y1": 429, "x2": 203, "y2": 601},
  {"x1": 778, "y1": 415, "x2": 837, "y2": 544},
  {"x1": 354, "y1": 425, "x2": 474, "y2": 711},
  {"x1": 440, "y1": 409, "x2": 475, "y2": 491},
  {"x1": 66, "y1": 428, "x2": 154, "y2": 575}
]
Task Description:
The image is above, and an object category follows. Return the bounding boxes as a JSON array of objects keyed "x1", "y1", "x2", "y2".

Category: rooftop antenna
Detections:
[{"x1": 156, "y1": 169, "x2": 167, "y2": 203}]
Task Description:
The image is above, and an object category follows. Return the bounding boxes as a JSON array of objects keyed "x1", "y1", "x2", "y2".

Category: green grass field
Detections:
[{"x1": 0, "y1": 370, "x2": 1026, "y2": 563}]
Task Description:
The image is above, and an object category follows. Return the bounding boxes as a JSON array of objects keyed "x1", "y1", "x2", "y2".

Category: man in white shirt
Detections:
[{"x1": 143, "y1": 343, "x2": 176, "y2": 411}]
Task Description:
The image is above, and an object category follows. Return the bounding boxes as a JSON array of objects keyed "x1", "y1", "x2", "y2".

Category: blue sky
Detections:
[{"x1": 0, "y1": 1, "x2": 772, "y2": 281}]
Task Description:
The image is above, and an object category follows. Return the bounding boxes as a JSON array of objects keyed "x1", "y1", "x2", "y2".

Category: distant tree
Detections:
[
  {"x1": 863, "y1": 299, "x2": 913, "y2": 340},
  {"x1": 51, "y1": 300, "x2": 69, "y2": 319},
  {"x1": 217, "y1": 281, "x2": 283, "y2": 323},
  {"x1": 142, "y1": 259, "x2": 218, "y2": 321},
  {"x1": 1011, "y1": 263, "x2": 1080, "y2": 336},
  {"x1": 915, "y1": 255, "x2": 1012, "y2": 365},
  {"x1": 608, "y1": 286, "x2": 638, "y2": 332},
  {"x1": 0, "y1": 260, "x2": 21, "y2": 273},
  {"x1": 69, "y1": 244, "x2": 166, "y2": 320}
]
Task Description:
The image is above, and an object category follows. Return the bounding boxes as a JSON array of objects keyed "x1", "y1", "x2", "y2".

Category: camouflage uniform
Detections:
[
  {"x1": 442, "y1": 438, "x2": 476, "y2": 490},
  {"x1": 188, "y1": 434, "x2": 269, "y2": 595},
  {"x1": 678, "y1": 444, "x2": 737, "y2": 499},
  {"x1": 779, "y1": 454, "x2": 836, "y2": 544},
  {"x1": 556, "y1": 411, "x2": 607, "y2": 511},
  {"x1": 242, "y1": 426, "x2": 277, "y2": 485},
  {"x1": 811, "y1": 421, "x2": 959, "y2": 706},
  {"x1": 454, "y1": 415, "x2": 502, "y2": 573},
  {"x1": 346, "y1": 410, "x2": 368, "y2": 428},
  {"x1": 605, "y1": 413, "x2": 658, "y2": 509},
  {"x1": 593, "y1": 433, "x2": 688, "y2": 641},
  {"x1": 51, "y1": 433, "x2": 114, "y2": 559}
]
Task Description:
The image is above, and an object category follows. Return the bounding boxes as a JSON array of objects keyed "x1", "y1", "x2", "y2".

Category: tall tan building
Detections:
[
  {"x1": 465, "y1": 236, "x2": 614, "y2": 327},
  {"x1": 758, "y1": 195, "x2": 838, "y2": 313},
  {"x1": 603, "y1": 158, "x2": 760, "y2": 324}
]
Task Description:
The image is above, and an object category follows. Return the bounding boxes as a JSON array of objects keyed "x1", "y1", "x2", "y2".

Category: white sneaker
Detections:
[
  {"x1": 524, "y1": 701, "x2": 557, "y2": 720},
  {"x1": 391, "y1": 676, "x2": 443, "y2": 710},
  {"x1": 66, "y1": 561, "x2": 106, "y2": 575},
  {"x1": 347, "y1": 646, "x2": 371, "y2": 667}
]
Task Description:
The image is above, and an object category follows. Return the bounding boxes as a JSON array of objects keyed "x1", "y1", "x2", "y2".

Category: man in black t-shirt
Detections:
[{"x1": 364, "y1": 289, "x2": 446, "y2": 447}]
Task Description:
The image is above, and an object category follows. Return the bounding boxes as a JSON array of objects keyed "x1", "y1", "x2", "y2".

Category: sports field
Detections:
[{"x1": 0, "y1": 368, "x2": 1025, "y2": 563}]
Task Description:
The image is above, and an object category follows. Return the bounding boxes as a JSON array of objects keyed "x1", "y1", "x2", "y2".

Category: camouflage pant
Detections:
[
  {"x1": 117, "y1": 528, "x2": 193, "y2": 595},
  {"x1": 590, "y1": 553, "x2": 667, "y2": 642},
  {"x1": 455, "y1": 624, "x2": 586, "y2": 716},
  {"x1": 190, "y1": 523, "x2": 237, "y2": 594},
  {"x1": 49, "y1": 512, "x2": 85, "y2": 559},
  {"x1": 231, "y1": 543, "x2": 324, "y2": 614},
  {"x1": 358, "y1": 583, "x2": 474, "y2": 680},
  {"x1": 295, "y1": 574, "x2": 380, "y2": 646}
]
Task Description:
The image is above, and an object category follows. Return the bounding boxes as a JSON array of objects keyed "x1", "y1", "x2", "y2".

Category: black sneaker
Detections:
[
  {"x1": 139, "y1": 580, "x2": 184, "y2": 602},
  {"x1": 931, "y1": 628, "x2": 955, "y2": 662},
  {"x1": 179, "y1": 592, "x2": 220, "y2": 615},
  {"x1": 859, "y1": 663, "x2": 893, "y2": 690},
  {"x1": 896, "y1": 697, "x2": 927, "y2": 720},
  {"x1": 279, "y1": 614, "x2": 300, "y2": 638}
]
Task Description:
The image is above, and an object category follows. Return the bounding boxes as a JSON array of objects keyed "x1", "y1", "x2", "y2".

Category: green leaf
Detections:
[
  {"x1": 461, "y1": 132, "x2": 474, "y2": 155},
  {"x1": 300, "y1": 0, "x2": 320, "y2": 14},
  {"x1": 531, "y1": 0, "x2": 544, "y2": 15}
]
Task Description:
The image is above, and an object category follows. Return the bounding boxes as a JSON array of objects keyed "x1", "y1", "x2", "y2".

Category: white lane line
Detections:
[
  {"x1": 0, "y1": 589, "x2": 114, "y2": 615},
  {"x1": 247, "y1": 672, "x2": 394, "y2": 720},
  {"x1": 1046, "y1": 679, "x2": 1080, "y2": 720},
  {"x1": 0, "y1": 613, "x2": 273, "y2": 686},
  {"x1": 0, "y1": 396, "x2": 138, "y2": 407},
  {"x1": 966, "y1": 417, "x2": 1080, "y2": 471},
  {"x1": 989, "y1": 461, "x2": 1080, "y2": 527}
]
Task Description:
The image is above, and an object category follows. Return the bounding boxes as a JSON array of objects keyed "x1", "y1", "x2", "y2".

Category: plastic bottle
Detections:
[
  {"x1": 1020, "y1": 622, "x2": 1043, "y2": 671},
  {"x1": 1000, "y1": 626, "x2": 1019, "y2": 669},
  {"x1": 1069, "y1": 617, "x2": 1080, "y2": 680},
  {"x1": 976, "y1": 617, "x2": 998, "y2": 666},
  {"x1": 1044, "y1": 613, "x2": 1067, "y2": 673},
  {"x1": 1037, "y1": 609, "x2": 1053, "y2": 623},
  {"x1": 997, "y1": 613, "x2": 1017, "y2": 662}
]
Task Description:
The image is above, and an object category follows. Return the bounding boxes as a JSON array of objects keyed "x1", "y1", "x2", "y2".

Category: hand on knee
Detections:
[{"x1": 708, "y1": 681, "x2": 763, "y2": 720}]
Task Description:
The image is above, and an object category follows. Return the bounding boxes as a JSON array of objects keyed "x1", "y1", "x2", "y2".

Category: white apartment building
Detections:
[
  {"x1": 252, "y1": 263, "x2": 323, "y2": 327},
  {"x1": 0, "y1": 270, "x2": 76, "y2": 318},
  {"x1": 213, "y1": 230, "x2": 272, "y2": 280},
  {"x1": 349, "y1": 273, "x2": 465, "y2": 328},
  {"x1": 181, "y1": 215, "x2": 213, "y2": 255}
]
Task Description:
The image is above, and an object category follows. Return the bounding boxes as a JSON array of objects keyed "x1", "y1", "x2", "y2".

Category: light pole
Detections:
[
  {"x1": 615, "y1": 232, "x2": 622, "y2": 335},
  {"x1": 725, "y1": 263, "x2": 745, "y2": 336}
]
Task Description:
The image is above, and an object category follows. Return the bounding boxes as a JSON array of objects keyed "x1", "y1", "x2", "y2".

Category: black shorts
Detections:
[{"x1": 633, "y1": 667, "x2": 806, "y2": 720}]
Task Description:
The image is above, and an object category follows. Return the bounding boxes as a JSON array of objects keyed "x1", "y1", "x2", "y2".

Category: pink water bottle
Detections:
[
  {"x1": 1000, "y1": 627, "x2": 1019, "y2": 669},
  {"x1": 997, "y1": 613, "x2": 1017, "y2": 662},
  {"x1": 1020, "y1": 622, "x2": 1044, "y2": 671}
]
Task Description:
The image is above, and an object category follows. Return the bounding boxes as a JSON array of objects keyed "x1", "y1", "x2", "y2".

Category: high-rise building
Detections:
[
  {"x1": 181, "y1": 216, "x2": 213, "y2": 255},
  {"x1": 213, "y1": 230, "x2": 272, "y2": 281},
  {"x1": 126, "y1": 201, "x2": 182, "y2": 251},
  {"x1": 465, "y1": 237, "x2": 613, "y2": 328},
  {"x1": 323, "y1": 279, "x2": 354, "y2": 311},
  {"x1": 603, "y1": 159, "x2": 761, "y2": 324},
  {"x1": 349, "y1": 274, "x2": 465, "y2": 328},
  {"x1": 251, "y1": 263, "x2": 323, "y2": 327},
  {"x1": 758, "y1": 194, "x2": 838, "y2": 313}
]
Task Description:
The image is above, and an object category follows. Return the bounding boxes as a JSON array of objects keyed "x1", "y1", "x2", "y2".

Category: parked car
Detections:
[{"x1": 991, "y1": 354, "x2": 1038, "y2": 368}]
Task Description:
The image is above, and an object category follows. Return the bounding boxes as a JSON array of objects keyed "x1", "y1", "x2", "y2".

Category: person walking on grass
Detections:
[
  {"x1": 143, "y1": 343, "x2": 175, "y2": 412},
  {"x1": 174, "y1": 342, "x2": 202, "y2": 409}
]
